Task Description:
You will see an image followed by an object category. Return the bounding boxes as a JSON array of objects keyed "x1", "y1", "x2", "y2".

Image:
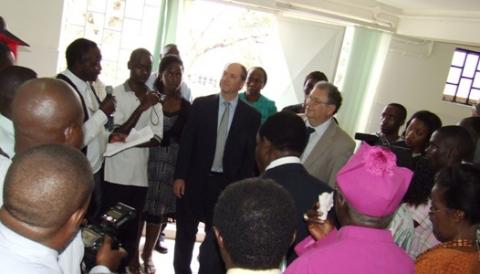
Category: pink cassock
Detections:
[{"x1": 286, "y1": 225, "x2": 414, "y2": 274}]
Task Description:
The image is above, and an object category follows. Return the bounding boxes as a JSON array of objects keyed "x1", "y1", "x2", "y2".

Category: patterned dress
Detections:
[{"x1": 144, "y1": 99, "x2": 190, "y2": 217}]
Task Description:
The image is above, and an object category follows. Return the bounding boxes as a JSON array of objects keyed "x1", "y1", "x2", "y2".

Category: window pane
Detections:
[
  {"x1": 470, "y1": 89, "x2": 480, "y2": 102},
  {"x1": 473, "y1": 73, "x2": 480, "y2": 88},
  {"x1": 447, "y1": 67, "x2": 461, "y2": 83},
  {"x1": 443, "y1": 84, "x2": 457, "y2": 97},
  {"x1": 463, "y1": 54, "x2": 479, "y2": 78},
  {"x1": 457, "y1": 78, "x2": 473, "y2": 99},
  {"x1": 452, "y1": 50, "x2": 466, "y2": 66}
]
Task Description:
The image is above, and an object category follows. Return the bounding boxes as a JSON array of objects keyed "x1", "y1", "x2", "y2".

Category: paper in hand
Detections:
[
  {"x1": 317, "y1": 192, "x2": 334, "y2": 222},
  {"x1": 104, "y1": 126, "x2": 154, "y2": 157}
]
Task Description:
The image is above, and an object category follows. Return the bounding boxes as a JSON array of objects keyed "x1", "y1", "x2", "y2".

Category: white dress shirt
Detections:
[
  {"x1": 104, "y1": 82, "x2": 163, "y2": 187},
  {"x1": 0, "y1": 114, "x2": 14, "y2": 158},
  {"x1": 227, "y1": 268, "x2": 281, "y2": 274},
  {"x1": 0, "y1": 222, "x2": 62, "y2": 274},
  {"x1": 265, "y1": 156, "x2": 301, "y2": 171},
  {"x1": 0, "y1": 222, "x2": 110, "y2": 274},
  {"x1": 0, "y1": 155, "x2": 11, "y2": 207},
  {"x1": 301, "y1": 118, "x2": 332, "y2": 163},
  {"x1": 60, "y1": 70, "x2": 108, "y2": 173}
]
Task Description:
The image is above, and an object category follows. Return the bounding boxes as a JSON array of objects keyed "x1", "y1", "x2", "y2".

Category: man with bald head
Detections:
[
  {"x1": 12, "y1": 78, "x2": 84, "y2": 152},
  {"x1": 0, "y1": 144, "x2": 122, "y2": 273},
  {"x1": 104, "y1": 48, "x2": 163, "y2": 273},
  {"x1": 173, "y1": 63, "x2": 260, "y2": 274},
  {"x1": 8, "y1": 78, "x2": 123, "y2": 274},
  {"x1": 0, "y1": 65, "x2": 37, "y2": 157}
]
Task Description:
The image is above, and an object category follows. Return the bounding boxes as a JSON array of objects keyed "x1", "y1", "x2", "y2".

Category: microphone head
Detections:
[{"x1": 105, "y1": 85, "x2": 113, "y2": 95}]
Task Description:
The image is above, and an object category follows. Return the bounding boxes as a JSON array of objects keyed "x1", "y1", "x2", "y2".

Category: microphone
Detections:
[
  {"x1": 105, "y1": 85, "x2": 114, "y2": 131},
  {"x1": 106, "y1": 85, "x2": 113, "y2": 96}
]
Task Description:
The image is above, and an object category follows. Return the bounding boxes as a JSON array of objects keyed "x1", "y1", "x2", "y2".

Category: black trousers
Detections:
[
  {"x1": 173, "y1": 173, "x2": 228, "y2": 274},
  {"x1": 86, "y1": 166, "x2": 105, "y2": 225},
  {"x1": 103, "y1": 182, "x2": 147, "y2": 266}
]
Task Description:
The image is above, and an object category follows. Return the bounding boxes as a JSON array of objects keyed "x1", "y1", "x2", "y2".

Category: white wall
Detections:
[
  {"x1": 364, "y1": 38, "x2": 474, "y2": 134},
  {"x1": 272, "y1": 16, "x2": 344, "y2": 109},
  {"x1": 1, "y1": 0, "x2": 64, "y2": 77}
]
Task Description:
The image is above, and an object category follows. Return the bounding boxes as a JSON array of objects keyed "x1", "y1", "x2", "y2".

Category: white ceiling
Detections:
[
  {"x1": 232, "y1": 0, "x2": 480, "y2": 46},
  {"x1": 377, "y1": 0, "x2": 480, "y2": 14}
]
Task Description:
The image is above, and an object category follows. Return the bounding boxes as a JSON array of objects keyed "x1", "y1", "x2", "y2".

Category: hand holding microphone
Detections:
[
  {"x1": 102, "y1": 85, "x2": 116, "y2": 130},
  {"x1": 100, "y1": 85, "x2": 116, "y2": 116}
]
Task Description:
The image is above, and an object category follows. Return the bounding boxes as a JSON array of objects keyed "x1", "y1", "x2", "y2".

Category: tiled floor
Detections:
[{"x1": 138, "y1": 223, "x2": 203, "y2": 274}]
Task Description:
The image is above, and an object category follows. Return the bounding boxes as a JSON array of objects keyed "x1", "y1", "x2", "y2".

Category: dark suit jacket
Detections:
[
  {"x1": 175, "y1": 94, "x2": 261, "y2": 217},
  {"x1": 262, "y1": 162, "x2": 333, "y2": 263}
]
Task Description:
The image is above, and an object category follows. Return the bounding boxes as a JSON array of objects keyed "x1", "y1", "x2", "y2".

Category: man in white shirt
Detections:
[
  {"x1": 146, "y1": 43, "x2": 192, "y2": 102},
  {"x1": 213, "y1": 178, "x2": 297, "y2": 274},
  {"x1": 57, "y1": 38, "x2": 116, "y2": 224},
  {"x1": 0, "y1": 144, "x2": 124, "y2": 274},
  {"x1": 10, "y1": 78, "x2": 123, "y2": 274},
  {"x1": 104, "y1": 48, "x2": 163, "y2": 273},
  {"x1": 301, "y1": 81, "x2": 355, "y2": 188}
]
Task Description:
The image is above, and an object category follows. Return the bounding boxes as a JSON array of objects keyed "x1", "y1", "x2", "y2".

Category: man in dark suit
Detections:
[
  {"x1": 172, "y1": 63, "x2": 261, "y2": 274},
  {"x1": 256, "y1": 111, "x2": 333, "y2": 264}
]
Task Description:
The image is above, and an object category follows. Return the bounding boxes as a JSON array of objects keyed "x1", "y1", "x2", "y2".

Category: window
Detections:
[
  {"x1": 58, "y1": 0, "x2": 162, "y2": 86},
  {"x1": 443, "y1": 48, "x2": 480, "y2": 105},
  {"x1": 176, "y1": 0, "x2": 345, "y2": 107}
]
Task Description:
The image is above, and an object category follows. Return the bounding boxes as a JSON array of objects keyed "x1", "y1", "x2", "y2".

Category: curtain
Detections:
[
  {"x1": 336, "y1": 26, "x2": 392, "y2": 136},
  {"x1": 152, "y1": 0, "x2": 181, "y2": 70}
]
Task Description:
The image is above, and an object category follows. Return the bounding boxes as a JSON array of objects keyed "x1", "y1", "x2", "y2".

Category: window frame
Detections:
[{"x1": 443, "y1": 48, "x2": 480, "y2": 105}]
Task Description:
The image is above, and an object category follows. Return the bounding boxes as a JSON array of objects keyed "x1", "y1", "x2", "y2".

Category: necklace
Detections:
[{"x1": 440, "y1": 239, "x2": 475, "y2": 249}]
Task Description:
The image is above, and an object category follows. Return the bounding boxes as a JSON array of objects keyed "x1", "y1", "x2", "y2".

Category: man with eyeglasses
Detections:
[{"x1": 301, "y1": 81, "x2": 355, "y2": 188}]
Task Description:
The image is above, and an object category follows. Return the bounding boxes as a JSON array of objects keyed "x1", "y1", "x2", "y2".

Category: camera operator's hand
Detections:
[
  {"x1": 100, "y1": 95, "x2": 116, "y2": 116},
  {"x1": 95, "y1": 236, "x2": 127, "y2": 272}
]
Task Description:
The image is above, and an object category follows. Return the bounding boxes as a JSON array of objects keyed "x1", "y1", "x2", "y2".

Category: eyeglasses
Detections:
[{"x1": 307, "y1": 96, "x2": 331, "y2": 106}]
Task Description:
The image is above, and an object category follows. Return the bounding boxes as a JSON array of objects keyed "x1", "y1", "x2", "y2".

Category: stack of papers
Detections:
[{"x1": 104, "y1": 126, "x2": 154, "y2": 157}]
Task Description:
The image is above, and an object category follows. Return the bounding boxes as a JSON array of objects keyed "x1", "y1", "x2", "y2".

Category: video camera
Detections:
[
  {"x1": 81, "y1": 202, "x2": 136, "y2": 271},
  {"x1": 354, "y1": 133, "x2": 414, "y2": 169}
]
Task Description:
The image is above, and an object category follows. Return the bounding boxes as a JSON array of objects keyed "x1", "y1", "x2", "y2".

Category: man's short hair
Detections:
[
  {"x1": 0, "y1": 66, "x2": 37, "y2": 116},
  {"x1": 304, "y1": 71, "x2": 328, "y2": 84},
  {"x1": 258, "y1": 111, "x2": 308, "y2": 155},
  {"x1": 65, "y1": 38, "x2": 98, "y2": 69},
  {"x1": 435, "y1": 163, "x2": 480, "y2": 225},
  {"x1": 213, "y1": 178, "x2": 297, "y2": 269},
  {"x1": 460, "y1": 116, "x2": 480, "y2": 143},
  {"x1": 387, "y1": 103, "x2": 407, "y2": 124},
  {"x1": 314, "y1": 81, "x2": 342, "y2": 114},
  {"x1": 4, "y1": 144, "x2": 94, "y2": 229},
  {"x1": 436, "y1": 125, "x2": 474, "y2": 162}
]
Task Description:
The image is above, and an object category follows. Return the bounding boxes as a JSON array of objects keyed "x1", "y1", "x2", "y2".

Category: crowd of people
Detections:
[{"x1": 0, "y1": 32, "x2": 479, "y2": 274}]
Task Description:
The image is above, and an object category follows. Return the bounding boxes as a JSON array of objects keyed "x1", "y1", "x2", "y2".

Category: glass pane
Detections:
[
  {"x1": 470, "y1": 89, "x2": 480, "y2": 102},
  {"x1": 443, "y1": 84, "x2": 457, "y2": 96},
  {"x1": 447, "y1": 67, "x2": 461, "y2": 83},
  {"x1": 457, "y1": 78, "x2": 473, "y2": 99},
  {"x1": 463, "y1": 54, "x2": 479, "y2": 78},
  {"x1": 473, "y1": 73, "x2": 480, "y2": 88},
  {"x1": 452, "y1": 50, "x2": 466, "y2": 66}
]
